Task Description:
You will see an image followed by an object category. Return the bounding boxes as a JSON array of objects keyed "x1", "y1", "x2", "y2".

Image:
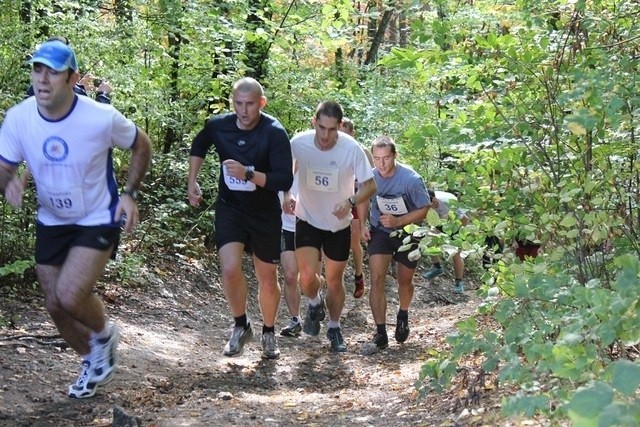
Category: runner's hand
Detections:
[
  {"x1": 115, "y1": 195, "x2": 139, "y2": 233},
  {"x1": 4, "y1": 176, "x2": 25, "y2": 208},
  {"x1": 332, "y1": 200, "x2": 351, "y2": 220},
  {"x1": 188, "y1": 182, "x2": 203, "y2": 207},
  {"x1": 283, "y1": 193, "x2": 296, "y2": 214},
  {"x1": 222, "y1": 159, "x2": 246, "y2": 179}
]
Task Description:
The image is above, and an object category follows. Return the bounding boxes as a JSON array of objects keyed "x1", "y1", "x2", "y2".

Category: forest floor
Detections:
[{"x1": 0, "y1": 251, "x2": 541, "y2": 427}]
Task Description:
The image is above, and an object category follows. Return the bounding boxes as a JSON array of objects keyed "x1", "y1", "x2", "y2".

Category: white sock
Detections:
[
  {"x1": 328, "y1": 320, "x2": 340, "y2": 329},
  {"x1": 92, "y1": 322, "x2": 111, "y2": 340},
  {"x1": 309, "y1": 295, "x2": 321, "y2": 306}
]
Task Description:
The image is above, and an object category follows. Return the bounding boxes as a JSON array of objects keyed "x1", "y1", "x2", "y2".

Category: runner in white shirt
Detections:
[
  {"x1": 279, "y1": 176, "x2": 326, "y2": 338},
  {"x1": 284, "y1": 101, "x2": 376, "y2": 352},
  {"x1": 422, "y1": 190, "x2": 469, "y2": 293},
  {"x1": 278, "y1": 176, "x2": 302, "y2": 337},
  {"x1": 339, "y1": 117, "x2": 374, "y2": 299},
  {"x1": 0, "y1": 40, "x2": 152, "y2": 399}
]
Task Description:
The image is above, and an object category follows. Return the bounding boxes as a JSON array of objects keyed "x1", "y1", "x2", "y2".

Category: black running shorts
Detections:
[
  {"x1": 35, "y1": 224, "x2": 121, "y2": 265},
  {"x1": 367, "y1": 227, "x2": 419, "y2": 269},
  {"x1": 295, "y1": 219, "x2": 350, "y2": 262},
  {"x1": 281, "y1": 229, "x2": 295, "y2": 253},
  {"x1": 214, "y1": 202, "x2": 281, "y2": 264}
]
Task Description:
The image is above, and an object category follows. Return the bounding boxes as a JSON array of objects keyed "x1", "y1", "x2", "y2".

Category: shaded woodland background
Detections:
[{"x1": 1, "y1": 1, "x2": 639, "y2": 424}]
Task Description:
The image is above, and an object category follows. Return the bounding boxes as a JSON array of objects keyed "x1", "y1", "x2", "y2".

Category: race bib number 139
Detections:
[{"x1": 37, "y1": 184, "x2": 86, "y2": 218}]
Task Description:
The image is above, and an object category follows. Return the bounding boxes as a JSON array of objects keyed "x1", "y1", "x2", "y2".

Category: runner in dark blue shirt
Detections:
[{"x1": 188, "y1": 77, "x2": 292, "y2": 360}]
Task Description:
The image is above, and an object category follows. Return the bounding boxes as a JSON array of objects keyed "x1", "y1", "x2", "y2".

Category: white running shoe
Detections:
[{"x1": 90, "y1": 322, "x2": 120, "y2": 384}]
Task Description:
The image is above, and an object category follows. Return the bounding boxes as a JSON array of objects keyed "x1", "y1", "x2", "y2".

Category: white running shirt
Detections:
[
  {"x1": 434, "y1": 191, "x2": 467, "y2": 220},
  {"x1": 279, "y1": 175, "x2": 299, "y2": 233},
  {"x1": 0, "y1": 96, "x2": 137, "y2": 226},
  {"x1": 291, "y1": 129, "x2": 374, "y2": 232}
]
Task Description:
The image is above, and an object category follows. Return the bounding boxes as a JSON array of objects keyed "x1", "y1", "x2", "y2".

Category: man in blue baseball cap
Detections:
[
  {"x1": 27, "y1": 40, "x2": 81, "y2": 119},
  {"x1": 19, "y1": 38, "x2": 113, "y2": 206},
  {"x1": 29, "y1": 39, "x2": 78, "y2": 71},
  {"x1": 0, "y1": 37, "x2": 152, "y2": 399},
  {"x1": 26, "y1": 37, "x2": 112, "y2": 103}
]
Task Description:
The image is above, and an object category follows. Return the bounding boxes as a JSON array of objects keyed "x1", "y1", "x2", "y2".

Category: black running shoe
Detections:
[
  {"x1": 280, "y1": 319, "x2": 302, "y2": 337},
  {"x1": 326, "y1": 327, "x2": 347, "y2": 352},
  {"x1": 303, "y1": 297, "x2": 325, "y2": 336},
  {"x1": 361, "y1": 332, "x2": 389, "y2": 355},
  {"x1": 223, "y1": 323, "x2": 254, "y2": 356},
  {"x1": 373, "y1": 332, "x2": 389, "y2": 350},
  {"x1": 395, "y1": 317, "x2": 410, "y2": 343}
]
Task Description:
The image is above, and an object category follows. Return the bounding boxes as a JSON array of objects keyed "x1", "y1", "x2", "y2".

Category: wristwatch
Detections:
[
  {"x1": 245, "y1": 166, "x2": 255, "y2": 181},
  {"x1": 122, "y1": 188, "x2": 138, "y2": 200},
  {"x1": 348, "y1": 196, "x2": 356, "y2": 207}
]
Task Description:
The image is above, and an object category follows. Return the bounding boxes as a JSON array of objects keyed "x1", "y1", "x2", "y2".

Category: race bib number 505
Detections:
[{"x1": 223, "y1": 164, "x2": 256, "y2": 192}]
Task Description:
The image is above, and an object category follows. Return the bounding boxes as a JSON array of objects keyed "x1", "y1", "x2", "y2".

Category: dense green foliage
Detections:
[
  {"x1": 0, "y1": 0, "x2": 638, "y2": 424},
  {"x1": 381, "y1": 1, "x2": 640, "y2": 424}
]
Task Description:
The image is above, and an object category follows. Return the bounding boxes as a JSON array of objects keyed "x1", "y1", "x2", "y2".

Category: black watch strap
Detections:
[
  {"x1": 122, "y1": 188, "x2": 138, "y2": 200},
  {"x1": 245, "y1": 166, "x2": 255, "y2": 181}
]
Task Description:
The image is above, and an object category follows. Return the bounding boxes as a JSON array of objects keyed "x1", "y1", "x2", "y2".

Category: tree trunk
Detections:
[
  {"x1": 398, "y1": 9, "x2": 407, "y2": 47},
  {"x1": 20, "y1": 1, "x2": 30, "y2": 24},
  {"x1": 364, "y1": 6, "x2": 394, "y2": 65},
  {"x1": 335, "y1": 47, "x2": 345, "y2": 89},
  {"x1": 160, "y1": 0, "x2": 183, "y2": 153},
  {"x1": 245, "y1": 0, "x2": 272, "y2": 81},
  {"x1": 163, "y1": 30, "x2": 181, "y2": 154},
  {"x1": 366, "y1": 0, "x2": 377, "y2": 47},
  {"x1": 206, "y1": 3, "x2": 234, "y2": 115},
  {"x1": 204, "y1": 40, "x2": 234, "y2": 115},
  {"x1": 388, "y1": 9, "x2": 397, "y2": 45},
  {"x1": 114, "y1": 0, "x2": 133, "y2": 23}
]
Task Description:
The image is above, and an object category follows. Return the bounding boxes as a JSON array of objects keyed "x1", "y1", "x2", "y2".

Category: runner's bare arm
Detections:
[
  {"x1": 124, "y1": 127, "x2": 152, "y2": 192},
  {"x1": 0, "y1": 161, "x2": 17, "y2": 194},
  {"x1": 188, "y1": 156, "x2": 205, "y2": 207}
]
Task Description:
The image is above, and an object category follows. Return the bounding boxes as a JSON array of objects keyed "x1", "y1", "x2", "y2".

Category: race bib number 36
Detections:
[
  {"x1": 306, "y1": 166, "x2": 339, "y2": 193},
  {"x1": 223, "y1": 165, "x2": 256, "y2": 192},
  {"x1": 376, "y1": 195, "x2": 408, "y2": 215}
]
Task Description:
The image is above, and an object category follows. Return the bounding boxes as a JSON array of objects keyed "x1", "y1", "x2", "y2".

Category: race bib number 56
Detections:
[{"x1": 306, "y1": 166, "x2": 338, "y2": 193}]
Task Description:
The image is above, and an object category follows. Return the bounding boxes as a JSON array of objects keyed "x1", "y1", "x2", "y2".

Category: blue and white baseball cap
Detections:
[{"x1": 29, "y1": 40, "x2": 78, "y2": 72}]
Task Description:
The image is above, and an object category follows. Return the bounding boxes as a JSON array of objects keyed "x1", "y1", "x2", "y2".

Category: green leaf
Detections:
[
  {"x1": 502, "y1": 392, "x2": 550, "y2": 417},
  {"x1": 567, "y1": 121, "x2": 587, "y2": 136},
  {"x1": 566, "y1": 382, "x2": 613, "y2": 420},
  {"x1": 565, "y1": 229, "x2": 580, "y2": 238},
  {"x1": 598, "y1": 402, "x2": 640, "y2": 427},
  {"x1": 455, "y1": 316, "x2": 477, "y2": 333},
  {"x1": 483, "y1": 355, "x2": 499, "y2": 372},
  {"x1": 610, "y1": 360, "x2": 640, "y2": 396},
  {"x1": 426, "y1": 209, "x2": 442, "y2": 227},
  {"x1": 559, "y1": 214, "x2": 577, "y2": 228}
]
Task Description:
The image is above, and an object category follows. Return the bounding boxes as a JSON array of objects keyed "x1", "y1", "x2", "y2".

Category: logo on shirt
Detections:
[
  {"x1": 238, "y1": 140, "x2": 246, "y2": 146},
  {"x1": 42, "y1": 136, "x2": 69, "y2": 162}
]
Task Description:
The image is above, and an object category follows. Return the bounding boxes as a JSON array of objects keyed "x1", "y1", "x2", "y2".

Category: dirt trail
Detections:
[{"x1": 0, "y1": 257, "x2": 490, "y2": 426}]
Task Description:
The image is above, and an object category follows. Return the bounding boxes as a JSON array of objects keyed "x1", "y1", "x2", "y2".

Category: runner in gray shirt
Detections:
[{"x1": 359, "y1": 136, "x2": 430, "y2": 353}]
